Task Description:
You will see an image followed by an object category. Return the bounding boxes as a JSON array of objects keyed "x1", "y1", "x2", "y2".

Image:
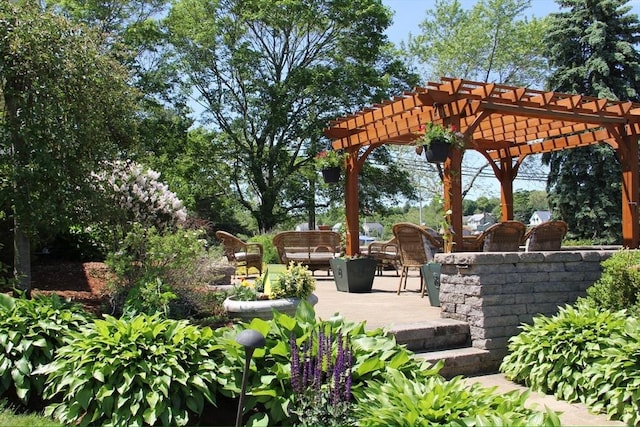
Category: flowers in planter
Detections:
[
  {"x1": 415, "y1": 122, "x2": 465, "y2": 149},
  {"x1": 314, "y1": 149, "x2": 346, "y2": 170},
  {"x1": 270, "y1": 262, "x2": 316, "y2": 299}
]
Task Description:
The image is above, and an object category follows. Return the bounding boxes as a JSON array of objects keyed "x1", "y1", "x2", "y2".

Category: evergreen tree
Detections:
[{"x1": 543, "y1": 0, "x2": 640, "y2": 244}]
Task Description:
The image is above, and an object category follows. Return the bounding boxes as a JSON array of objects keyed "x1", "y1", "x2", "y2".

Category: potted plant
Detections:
[
  {"x1": 315, "y1": 149, "x2": 346, "y2": 183},
  {"x1": 414, "y1": 122, "x2": 465, "y2": 163},
  {"x1": 223, "y1": 263, "x2": 318, "y2": 321},
  {"x1": 330, "y1": 254, "x2": 377, "y2": 293}
]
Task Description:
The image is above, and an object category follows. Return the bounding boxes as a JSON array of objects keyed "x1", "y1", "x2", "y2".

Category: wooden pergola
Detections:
[{"x1": 323, "y1": 77, "x2": 640, "y2": 256}]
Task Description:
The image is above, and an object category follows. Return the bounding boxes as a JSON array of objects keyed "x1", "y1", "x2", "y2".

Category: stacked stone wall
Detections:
[{"x1": 433, "y1": 250, "x2": 616, "y2": 366}]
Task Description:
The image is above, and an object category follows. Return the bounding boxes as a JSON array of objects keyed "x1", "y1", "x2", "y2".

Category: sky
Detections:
[
  {"x1": 379, "y1": 0, "x2": 640, "y2": 198},
  {"x1": 382, "y1": 0, "x2": 640, "y2": 45}
]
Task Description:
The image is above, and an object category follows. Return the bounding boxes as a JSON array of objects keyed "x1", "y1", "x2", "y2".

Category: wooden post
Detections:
[
  {"x1": 618, "y1": 133, "x2": 639, "y2": 248},
  {"x1": 344, "y1": 151, "x2": 361, "y2": 256},
  {"x1": 499, "y1": 157, "x2": 515, "y2": 221}
]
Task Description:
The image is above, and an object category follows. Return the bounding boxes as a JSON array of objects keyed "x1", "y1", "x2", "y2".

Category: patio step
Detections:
[
  {"x1": 414, "y1": 347, "x2": 499, "y2": 379},
  {"x1": 387, "y1": 319, "x2": 471, "y2": 352},
  {"x1": 387, "y1": 320, "x2": 500, "y2": 378}
]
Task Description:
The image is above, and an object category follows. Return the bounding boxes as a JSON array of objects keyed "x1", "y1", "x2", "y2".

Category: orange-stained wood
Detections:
[{"x1": 324, "y1": 78, "x2": 640, "y2": 253}]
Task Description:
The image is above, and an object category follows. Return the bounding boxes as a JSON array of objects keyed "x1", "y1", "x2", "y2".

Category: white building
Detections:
[{"x1": 529, "y1": 210, "x2": 551, "y2": 226}]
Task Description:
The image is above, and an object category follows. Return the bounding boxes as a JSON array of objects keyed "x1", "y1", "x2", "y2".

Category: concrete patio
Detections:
[{"x1": 311, "y1": 269, "x2": 442, "y2": 329}]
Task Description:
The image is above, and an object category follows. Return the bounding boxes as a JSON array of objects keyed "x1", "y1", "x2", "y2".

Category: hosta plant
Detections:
[
  {"x1": 38, "y1": 314, "x2": 235, "y2": 426},
  {"x1": 213, "y1": 300, "x2": 440, "y2": 426},
  {"x1": 0, "y1": 293, "x2": 93, "y2": 408},
  {"x1": 501, "y1": 299, "x2": 640, "y2": 424},
  {"x1": 353, "y1": 368, "x2": 561, "y2": 426}
]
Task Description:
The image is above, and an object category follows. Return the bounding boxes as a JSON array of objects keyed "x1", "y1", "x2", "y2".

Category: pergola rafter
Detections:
[{"x1": 323, "y1": 77, "x2": 640, "y2": 255}]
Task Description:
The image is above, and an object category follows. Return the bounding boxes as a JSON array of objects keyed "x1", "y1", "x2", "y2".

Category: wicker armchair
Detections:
[
  {"x1": 215, "y1": 231, "x2": 264, "y2": 276},
  {"x1": 366, "y1": 238, "x2": 400, "y2": 276},
  {"x1": 392, "y1": 223, "x2": 443, "y2": 297},
  {"x1": 523, "y1": 220, "x2": 568, "y2": 251},
  {"x1": 474, "y1": 221, "x2": 526, "y2": 252}
]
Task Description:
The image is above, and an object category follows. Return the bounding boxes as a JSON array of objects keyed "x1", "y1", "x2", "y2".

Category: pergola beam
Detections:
[{"x1": 324, "y1": 78, "x2": 640, "y2": 255}]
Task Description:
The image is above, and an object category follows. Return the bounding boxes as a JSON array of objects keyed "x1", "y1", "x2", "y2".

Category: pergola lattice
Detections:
[{"x1": 323, "y1": 77, "x2": 640, "y2": 255}]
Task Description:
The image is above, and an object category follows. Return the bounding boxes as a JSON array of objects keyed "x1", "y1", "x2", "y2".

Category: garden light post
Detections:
[{"x1": 235, "y1": 329, "x2": 266, "y2": 427}]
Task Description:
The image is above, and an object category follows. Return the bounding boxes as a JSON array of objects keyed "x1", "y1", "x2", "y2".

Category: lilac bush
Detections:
[{"x1": 93, "y1": 160, "x2": 187, "y2": 232}]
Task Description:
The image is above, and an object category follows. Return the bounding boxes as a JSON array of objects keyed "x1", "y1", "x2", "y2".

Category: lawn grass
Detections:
[{"x1": 0, "y1": 403, "x2": 61, "y2": 427}]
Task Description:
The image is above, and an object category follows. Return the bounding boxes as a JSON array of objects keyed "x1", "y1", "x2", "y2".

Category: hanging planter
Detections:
[
  {"x1": 424, "y1": 139, "x2": 451, "y2": 163},
  {"x1": 321, "y1": 166, "x2": 341, "y2": 184}
]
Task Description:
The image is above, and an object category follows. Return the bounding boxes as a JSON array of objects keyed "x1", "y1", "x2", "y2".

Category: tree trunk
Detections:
[{"x1": 13, "y1": 219, "x2": 31, "y2": 297}]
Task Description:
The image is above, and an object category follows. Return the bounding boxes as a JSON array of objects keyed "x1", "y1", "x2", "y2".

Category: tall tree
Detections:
[
  {"x1": 543, "y1": 0, "x2": 640, "y2": 243},
  {"x1": 0, "y1": 2, "x2": 138, "y2": 292},
  {"x1": 165, "y1": 0, "x2": 416, "y2": 231},
  {"x1": 406, "y1": 0, "x2": 549, "y2": 87}
]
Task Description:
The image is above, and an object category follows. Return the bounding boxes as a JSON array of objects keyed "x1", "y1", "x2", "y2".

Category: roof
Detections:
[
  {"x1": 531, "y1": 210, "x2": 551, "y2": 222},
  {"x1": 324, "y1": 77, "x2": 640, "y2": 158}
]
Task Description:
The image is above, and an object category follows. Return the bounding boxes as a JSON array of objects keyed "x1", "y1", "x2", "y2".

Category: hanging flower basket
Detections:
[
  {"x1": 424, "y1": 139, "x2": 451, "y2": 163},
  {"x1": 321, "y1": 166, "x2": 341, "y2": 184}
]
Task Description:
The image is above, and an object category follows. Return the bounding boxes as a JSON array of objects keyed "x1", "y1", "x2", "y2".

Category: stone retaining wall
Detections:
[{"x1": 433, "y1": 250, "x2": 617, "y2": 368}]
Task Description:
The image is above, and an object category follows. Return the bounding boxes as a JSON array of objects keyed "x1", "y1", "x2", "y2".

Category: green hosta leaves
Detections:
[
  {"x1": 39, "y1": 314, "x2": 233, "y2": 426},
  {"x1": 501, "y1": 300, "x2": 640, "y2": 425},
  {"x1": 353, "y1": 368, "x2": 561, "y2": 426},
  {"x1": 0, "y1": 294, "x2": 92, "y2": 407}
]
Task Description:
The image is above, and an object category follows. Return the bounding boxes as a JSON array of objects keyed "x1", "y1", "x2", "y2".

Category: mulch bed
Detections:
[{"x1": 31, "y1": 261, "x2": 111, "y2": 315}]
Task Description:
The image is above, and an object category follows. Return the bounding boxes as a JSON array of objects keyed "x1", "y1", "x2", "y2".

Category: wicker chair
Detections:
[
  {"x1": 392, "y1": 223, "x2": 443, "y2": 297},
  {"x1": 366, "y1": 238, "x2": 400, "y2": 276},
  {"x1": 474, "y1": 221, "x2": 526, "y2": 252},
  {"x1": 523, "y1": 220, "x2": 568, "y2": 251},
  {"x1": 215, "y1": 231, "x2": 264, "y2": 276}
]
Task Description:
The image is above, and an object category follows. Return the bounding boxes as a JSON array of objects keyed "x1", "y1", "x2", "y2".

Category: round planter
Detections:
[
  {"x1": 424, "y1": 140, "x2": 451, "y2": 163},
  {"x1": 223, "y1": 294, "x2": 318, "y2": 321},
  {"x1": 321, "y1": 167, "x2": 341, "y2": 184}
]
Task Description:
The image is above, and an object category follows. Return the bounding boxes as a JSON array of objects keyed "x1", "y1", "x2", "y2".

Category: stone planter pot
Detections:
[
  {"x1": 321, "y1": 167, "x2": 341, "y2": 183},
  {"x1": 420, "y1": 263, "x2": 441, "y2": 307},
  {"x1": 223, "y1": 294, "x2": 318, "y2": 321},
  {"x1": 424, "y1": 139, "x2": 451, "y2": 163},
  {"x1": 330, "y1": 257, "x2": 377, "y2": 293}
]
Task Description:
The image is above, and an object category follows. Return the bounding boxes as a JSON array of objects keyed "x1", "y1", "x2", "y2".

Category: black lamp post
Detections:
[{"x1": 235, "y1": 329, "x2": 266, "y2": 427}]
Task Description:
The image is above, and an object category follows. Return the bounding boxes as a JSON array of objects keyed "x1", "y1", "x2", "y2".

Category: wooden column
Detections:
[
  {"x1": 618, "y1": 133, "x2": 639, "y2": 248},
  {"x1": 499, "y1": 157, "x2": 515, "y2": 221},
  {"x1": 344, "y1": 150, "x2": 362, "y2": 256},
  {"x1": 444, "y1": 147, "x2": 463, "y2": 252}
]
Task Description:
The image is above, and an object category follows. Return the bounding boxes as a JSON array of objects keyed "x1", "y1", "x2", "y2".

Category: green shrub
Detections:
[
  {"x1": 353, "y1": 368, "x2": 561, "y2": 426},
  {"x1": 500, "y1": 300, "x2": 640, "y2": 425},
  {"x1": 249, "y1": 233, "x2": 278, "y2": 264},
  {"x1": 0, "y1": 294, "x2": 93, "y2": 408},
  {"x1": 38, "y1": 314, "x2": 234, "y2": 426},
  {"x1": 105, "y1": 224, "x2": 226, "y2": 319},
  {"x1": 586, "y1": 248, "x2": 640, "y2": 316}
]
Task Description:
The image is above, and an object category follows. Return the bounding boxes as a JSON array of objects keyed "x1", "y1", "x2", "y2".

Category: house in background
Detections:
[
  {"x1": 529, "y1": 210, "x2": 551, "y2": 226},
  {"x1": 464, "y1": 213, "x2": 496, "y2": 233}
]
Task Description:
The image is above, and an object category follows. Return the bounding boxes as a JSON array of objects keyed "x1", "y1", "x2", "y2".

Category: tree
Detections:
[
  {"x1": 543, "y1": 0, "x2": 640, "y2": 244},
  {"x1": 0, "y1": 2, "x2": 138, "y2": 292},
  {"x1": 406, "y1": 0, "x2": 549, "y2": 87},
  {"x1": 165, "y1": 0, "x2": 416, "y2": 231}
]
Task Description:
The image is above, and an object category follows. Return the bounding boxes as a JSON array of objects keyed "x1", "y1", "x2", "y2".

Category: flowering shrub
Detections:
[
  {"x1": 92, "y1": 160, "x2": 187, "y2": 233},
  {"x1": 314, "y1": 150, "x2": 346, "y2": 170},
  {"x1": 270, "y1": 262, "x2": 316, "y2": 299},
  {"x1": 415, "y1": 122, "x2": 465, "y2": 149},
  {"x1": 289, "y1": 327, "x2": 354, "y2": 426}
]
